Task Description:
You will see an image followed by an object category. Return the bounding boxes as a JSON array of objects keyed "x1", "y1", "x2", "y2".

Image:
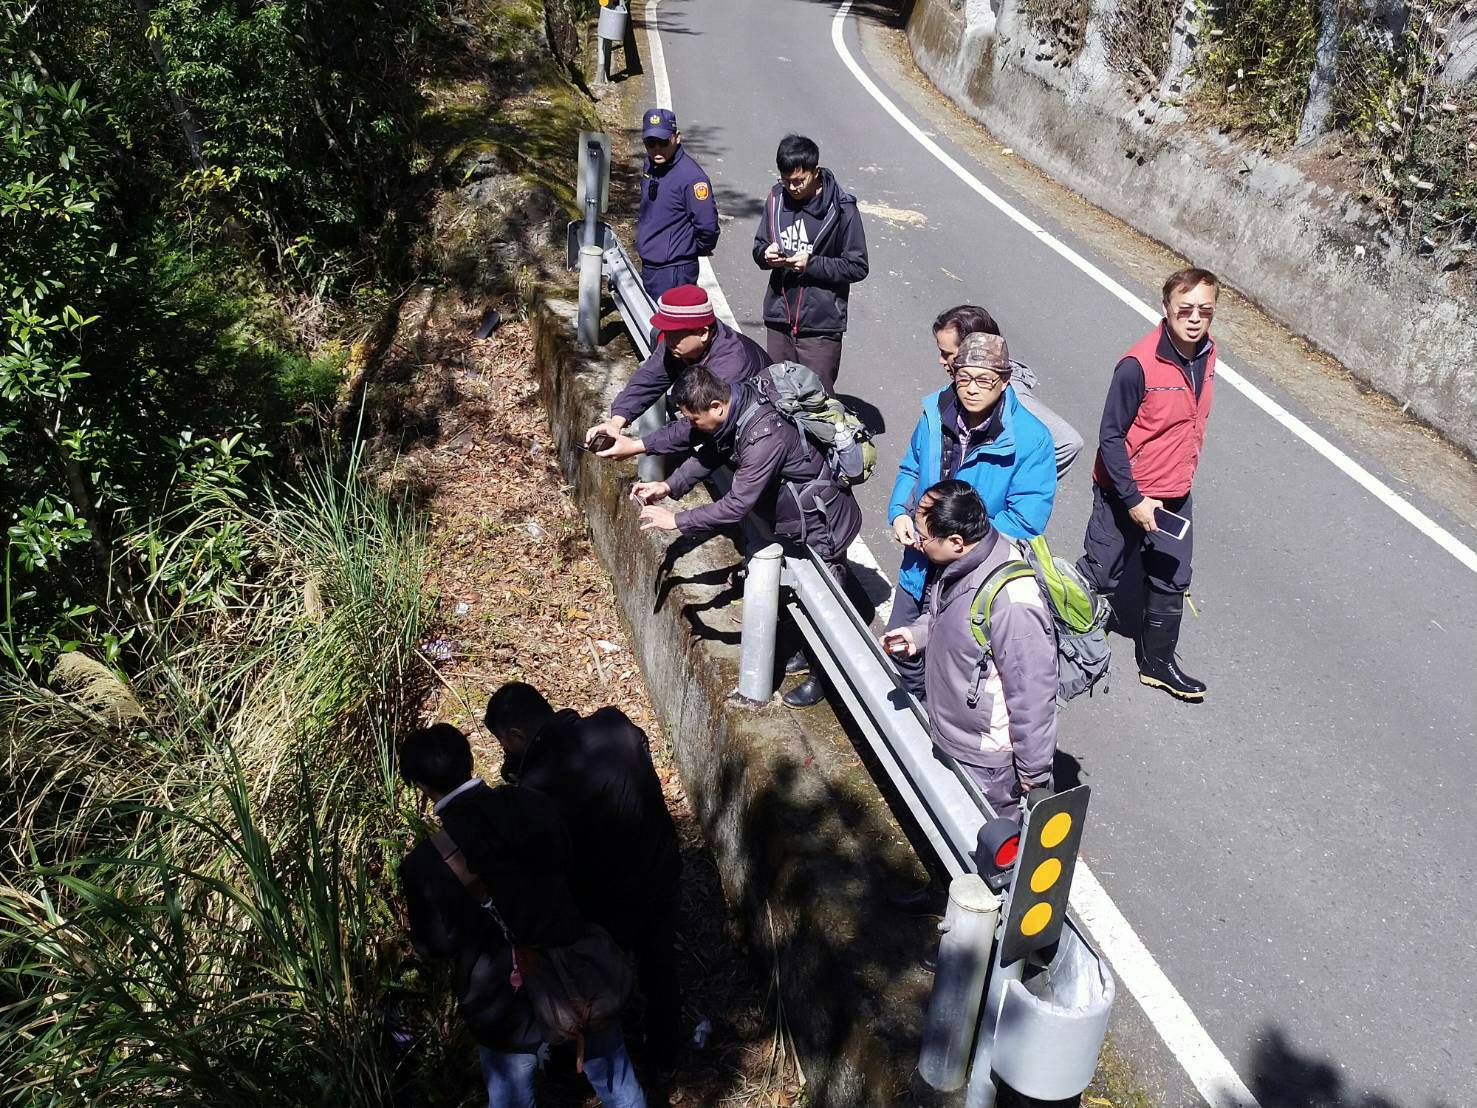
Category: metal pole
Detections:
[
  {"x1": 577, "y1": 141, "x2": 603, "y2": 351},
  {"x1": 633, "y1": 404, "x2": 666, "y2": 483},
  {"x1": 735, "y1": 544, "x2": 783, "y2": 703},
  {"x1": 918, "y1": 875, "x2": 1002, "y2": 1092},
  {"x1": 963, "y1": 943, "x2": 1023, "y2": 1108},
  {"x1": 597, "y1": 36, "x2": 612, "y2": 84},
  {"x1": 577, "y1": 244, "x2": 602, "y2": 351}
]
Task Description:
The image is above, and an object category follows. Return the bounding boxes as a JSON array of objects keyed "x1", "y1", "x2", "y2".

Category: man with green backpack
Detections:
[{"x1": 881, "y1": 481, "x2": 1071, "y2": 820}]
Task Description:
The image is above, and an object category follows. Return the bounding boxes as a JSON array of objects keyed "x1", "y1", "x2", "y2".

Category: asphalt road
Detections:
[{"x1": 643, "y1": 0, "x2": 1477, "y2": 1104}]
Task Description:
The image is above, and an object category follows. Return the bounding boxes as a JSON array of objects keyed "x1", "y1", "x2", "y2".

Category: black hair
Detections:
[
  {"x1": 775, "y1": 134, "x2": 820, "y2": 174},
  {"x1": 671, "y1": 365, "x2": 729, "y2": 412},
  {"x1": 399, "y1": 723, "x2": 473, "y2": 793},
  {"x1": 484, "y1": 681, "x2": 554, "y2": 738},
  {"x1": 932, "y1": 304, "x2": 1002, "y2": 339},
  {"x1": 1162, "y1": 267, "x2": 1219, "y2": 303},
  {"x1": 918, "y1": 479, "x2": 990, "y2": 544}
]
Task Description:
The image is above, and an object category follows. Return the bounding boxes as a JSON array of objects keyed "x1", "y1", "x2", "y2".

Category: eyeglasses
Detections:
[
  {"x1": 1173, "y1": 304, "x2": 1216, "y2": 320},
  {"x1": 953, "y1": 369, "x2": 1008, "y2": 391},
  {"x1": 780, "y1": 173, "x2": 813, "y2": 191}
]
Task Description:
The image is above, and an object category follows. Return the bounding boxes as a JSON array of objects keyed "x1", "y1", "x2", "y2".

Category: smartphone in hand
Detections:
[
  {"x1": 583, "y1": 431, "x2": 616, "y2": 454},
  {"x1": 1153, "y1": 507, "x2": 1191, "y2": 541}
]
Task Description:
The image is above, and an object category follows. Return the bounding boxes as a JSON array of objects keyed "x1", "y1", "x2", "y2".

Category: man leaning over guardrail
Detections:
[
  {"x1": 629, "y1": 364, "x2": 862, "y2": 708},
  {"x1": 881, "y1": 481, "x2": 1057, "y2": 822},
  {"x1": 586, "y1": 285, "x2": 768, "y2": 459}
]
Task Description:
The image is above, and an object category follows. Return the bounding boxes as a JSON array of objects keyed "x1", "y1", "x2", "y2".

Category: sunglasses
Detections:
[{"x1": 1173, "y1": 304, "x2": 1216, "y2": 320}]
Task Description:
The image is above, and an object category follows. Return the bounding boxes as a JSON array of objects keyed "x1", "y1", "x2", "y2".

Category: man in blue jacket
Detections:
[
  {"x1": 751, "y1": 134, "x2": 868, "y2": 394},
  {"x1": 882, "y1": 332, "x2": 1056, "y2": 698},
  {"x1": 637, "y1": 108, "x2": 719, "y2": 300}
]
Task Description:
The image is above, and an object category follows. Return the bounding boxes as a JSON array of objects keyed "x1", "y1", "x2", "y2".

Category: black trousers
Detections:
[
  {"x1": 765, "y1": 328, "x2": 844, "y2": 395},
  {"x1": 1078, "y1": 484, "x2": 1195, "y2": 598},
  {"x1": 631, "y1": 888, "x2": 682, "y2": 1062}
]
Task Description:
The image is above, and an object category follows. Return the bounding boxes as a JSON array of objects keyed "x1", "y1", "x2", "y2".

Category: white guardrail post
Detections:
[
  {"x1": 918, "y1": 875, "x2": 1002, "y2": 1091},
  {"x1": 735, "y1": 543, "x2": 783, "y2": 703},
  {"x1": 594, "y1": 0, "x2": 628, "y2": 85}
]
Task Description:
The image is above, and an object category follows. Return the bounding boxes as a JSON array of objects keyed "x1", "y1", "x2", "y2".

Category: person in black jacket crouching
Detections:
[
  {"x1": 398, "y1": 723, "x2": 647, "y2": 1108},
  {"x1": 485, "y1": 684, "x2": 684, "y2": 1069}
]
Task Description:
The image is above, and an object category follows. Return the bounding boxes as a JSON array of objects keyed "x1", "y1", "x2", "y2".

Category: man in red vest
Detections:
[{"x1": 1079, "y1": 268, "x2": 1219, "y2": 701}]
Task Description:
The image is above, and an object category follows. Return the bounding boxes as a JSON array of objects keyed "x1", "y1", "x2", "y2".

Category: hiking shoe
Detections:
[{"x1": 782, "y1": 674, "x2": 825, "y2": 709}]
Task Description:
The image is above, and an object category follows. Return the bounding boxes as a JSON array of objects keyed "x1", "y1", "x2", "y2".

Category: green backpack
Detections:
[
  {"x1": 746, "y1": 362, "x2": 877, "y2": 487},
  {"x1": 969, "y1": 535, "x2": 1112, "y2": 706}
]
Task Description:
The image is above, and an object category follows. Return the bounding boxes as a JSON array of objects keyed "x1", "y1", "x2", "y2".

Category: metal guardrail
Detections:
[{"x1": 569, "y1": 132, "x2": 1113, "y2": 1107}]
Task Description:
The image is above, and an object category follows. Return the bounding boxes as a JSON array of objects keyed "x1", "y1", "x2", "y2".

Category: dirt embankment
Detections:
[{"x1": 334, "y1": 2, "x2": 810, "y2": 1102}]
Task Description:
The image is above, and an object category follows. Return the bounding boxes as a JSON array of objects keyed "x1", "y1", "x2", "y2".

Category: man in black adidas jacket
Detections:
[
  {"x1": 751, "y1": 134, "x2": 869, "y2": 395},
  {"x1": 484, "y1": 683, "x2": 683, "y2": 1068},
  {"x1": 398, "y1": 723, "x2": 647, "y2": 1107}
]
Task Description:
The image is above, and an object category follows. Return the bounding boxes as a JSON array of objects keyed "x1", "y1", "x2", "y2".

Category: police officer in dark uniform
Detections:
[{"x1": 637, "y1": 108, "x2": 720, "y2": 300}]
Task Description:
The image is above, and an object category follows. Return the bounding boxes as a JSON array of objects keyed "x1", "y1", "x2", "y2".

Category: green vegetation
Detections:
[
  {"x1": 1, "y1": 0, "x2": 598, "y2": 1101},
  {"x1": 1196, "y1": 0, "x2": 1321, "y2": 139},
  {"x1": 1194, "y1": 0, "x2": 1477, "y2": 248},
  {"x1": 1, "y1": 0, "x2": 431, "y2": 664},
  {"x1": 0, "y1": 460, "x2": 437, "y2": 1104}
]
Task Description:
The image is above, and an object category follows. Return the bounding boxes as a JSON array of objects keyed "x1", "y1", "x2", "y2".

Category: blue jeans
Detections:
[{"x1": 478, "y1": 1022, "x2": 646, "y2": 1108}]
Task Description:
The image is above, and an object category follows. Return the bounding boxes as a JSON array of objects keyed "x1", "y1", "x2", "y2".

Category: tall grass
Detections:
[{"x1": 0, "y1": 457, "x2": 436, "y2": 1105}]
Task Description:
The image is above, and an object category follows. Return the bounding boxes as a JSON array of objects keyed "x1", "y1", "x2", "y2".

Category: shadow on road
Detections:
[{"x1": 1250, "y1": 1026, "x2": 1457, "y2": 1108}]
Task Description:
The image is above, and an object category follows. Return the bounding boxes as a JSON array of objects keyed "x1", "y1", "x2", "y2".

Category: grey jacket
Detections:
[
  {"x1": 905, "y1": 530, "x2": 1058, "y2": 776},
  {"x1": 665, "y1": 382, "x2": 862, "y2": 566}
]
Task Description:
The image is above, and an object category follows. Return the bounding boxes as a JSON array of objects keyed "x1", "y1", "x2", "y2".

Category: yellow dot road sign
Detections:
[{"x1": 999, "y1": 785, "x2": 1090, "y2": 965}]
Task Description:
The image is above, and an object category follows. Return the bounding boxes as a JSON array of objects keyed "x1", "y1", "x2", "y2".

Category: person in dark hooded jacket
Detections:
[
  {"x1": 630, "y1": 365, "x2": 863, "y2": 708},
  {"x1": 751, "y1": 134, "x2": 869, "y2": 395},
  {"x1": 484, "y1": 683, "x2": 684, "y2": 1068},
  {"x1": 398, "y1": 724, "x2": 647, "y2": 1108}
]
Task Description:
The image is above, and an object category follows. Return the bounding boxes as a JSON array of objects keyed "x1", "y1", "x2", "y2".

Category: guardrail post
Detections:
[
  {"x1": 595, "y1": 0, "x2": 628, "y2": 84},
  {"x1": 735, "y1": 543, "x2": 783, "y2": 703},
  {"x1": 634, "y1": 404, "x2": 666, "y2": 483},
  {"x1": 577, "y1": 243, "x2": 602, "y2": 351},
  {"x1": 576, "y1": 135, "x2": 606, "y2": 351},
  {"x1": 964, "y1": 946, "x2": 1025, "y2": 1108},
  {"x1": 918, "y1": 875, "x2": 1002, "y2": 1092}
]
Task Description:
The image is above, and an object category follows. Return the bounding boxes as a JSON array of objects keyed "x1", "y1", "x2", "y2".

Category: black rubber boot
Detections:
[
  {"x1": 1139, "y1": 592, "x2": 1206, "y2": 701},
  {"x1": 887, "y1": 884, "x2": 948, "y2": 918},
  {"x1": 782, "y1": 673, "x2": 826, "y2": 709},
  {"x1": 782, "y1": 650, "x2": 809, "y2": 675}
]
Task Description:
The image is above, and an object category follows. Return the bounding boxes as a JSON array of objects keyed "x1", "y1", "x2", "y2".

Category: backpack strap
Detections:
[
  {"x1": 966, "y1": 560, "x2": 1035, "y2": 709},
  {"x1": 431, "y1": 830, "x2": 517, "y2": 947}
]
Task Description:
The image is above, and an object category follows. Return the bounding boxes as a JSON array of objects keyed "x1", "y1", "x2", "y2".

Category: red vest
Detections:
[{"x1": 1092, "y1": 326, "x2": 1215, "y2": 498}]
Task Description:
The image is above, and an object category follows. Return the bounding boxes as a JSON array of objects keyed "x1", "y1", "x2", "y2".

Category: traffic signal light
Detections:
[
  {"x1": 998, "y1": 785, "x2": 1090, "y2": 965},
  {"x1": 974, "y1": 816, "x2": 1022, "y2": 893}
]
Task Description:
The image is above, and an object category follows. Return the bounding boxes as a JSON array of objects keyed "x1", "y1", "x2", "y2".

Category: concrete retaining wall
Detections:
[
  {"x1": 530, "y1": 297, "x2": 937, "y2": 1106},
  {"x1": 906, "y1": 0, "x2": 1477, "y2": 457}
]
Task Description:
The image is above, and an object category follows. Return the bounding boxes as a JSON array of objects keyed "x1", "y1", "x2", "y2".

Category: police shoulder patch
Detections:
[{"x1": 693, "y1": 181, "x2": 710, "y2": 201}]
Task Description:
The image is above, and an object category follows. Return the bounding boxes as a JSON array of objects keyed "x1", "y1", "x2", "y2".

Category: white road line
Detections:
[
  {"x1": 830, "y1": 6, "x2": 1265, "y2": 1106},
  {"x1": 645, "y1": 0, "x2": 672, "y2": 109},
  {"x1": 1070, "y1": 869, "x2": 1260, "y2": 1108},
  {"x1": 831, "y1": 0, "x2": 1477, "y2": 578}
]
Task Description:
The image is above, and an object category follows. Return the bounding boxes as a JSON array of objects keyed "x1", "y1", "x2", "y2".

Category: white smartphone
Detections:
[{"x1": 1153, "y1": 507, "x2": 1191, "y2": 541}]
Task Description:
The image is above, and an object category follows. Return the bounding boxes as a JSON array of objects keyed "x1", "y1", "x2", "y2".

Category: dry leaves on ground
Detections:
[{"x1": 401, "y1": 297, "x2": 803, "y2": 1106}]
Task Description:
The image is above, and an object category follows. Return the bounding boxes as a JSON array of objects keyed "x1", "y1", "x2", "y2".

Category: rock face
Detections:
[{"x1": 907, "y1": 0, "x2": 1477, "y2": 457}]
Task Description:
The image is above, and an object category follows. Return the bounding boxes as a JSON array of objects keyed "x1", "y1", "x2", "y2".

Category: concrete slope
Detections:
[{"x1": 646, "y1": 0, "x2": 1477, "y2": 1105}]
